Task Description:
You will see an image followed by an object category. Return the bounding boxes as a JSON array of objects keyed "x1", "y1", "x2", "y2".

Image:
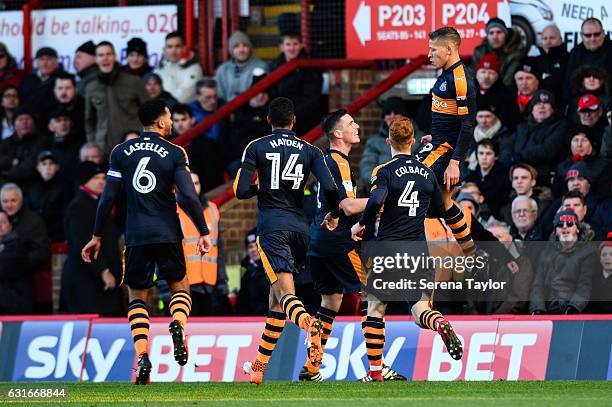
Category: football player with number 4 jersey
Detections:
[
  {"x1": 351, "y1": 116, "x2": 463, "y2": 382},
  {"x1": 234, "y1": 97, "x2": 342, "y2": 385},
  {"x1": 81, "y1": 100, "x2": 212, "y2": 385}
]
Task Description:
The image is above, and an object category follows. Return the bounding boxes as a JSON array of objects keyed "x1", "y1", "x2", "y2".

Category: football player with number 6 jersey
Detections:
[{"x1": 81, "y1": 100, "x2": 212, "y2": 385}]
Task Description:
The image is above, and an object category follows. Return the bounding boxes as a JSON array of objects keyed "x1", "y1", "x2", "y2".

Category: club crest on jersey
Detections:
[{"x1": 439, "y1": 81, "x2": 447, "y2": 91}]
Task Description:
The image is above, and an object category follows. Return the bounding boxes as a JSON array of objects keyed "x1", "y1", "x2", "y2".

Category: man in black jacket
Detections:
[
  {"x1": 0, "y1": 209, "x2": 30, "y2": 315},
  {"x1": 530, "y1": 210, "x2": 597, "y2": 314},
  {"x1": 26, "y1": 151, "x2": 73, "y2": 242},
  {"x1": 62, "y1": 161, "x2": 122, "y2": 316},
  {"x1": 269, "y1": 32, "x2": 323, "y2": 135},
  {"x1": 235, "y1": 229, "x2": 269, "y2": 316},
  {"x1": 19, "y1": 47, "x2": 63, "y2": 115},
  {"x1": 564, "y1": 18, "x2": 612, "y2": 103},
  {"x1": 0, "y1": 182, "x2": 49, "y2": 273},
  {"x1": 532, "y1": 25, "x2": 568, "y2": 104}
]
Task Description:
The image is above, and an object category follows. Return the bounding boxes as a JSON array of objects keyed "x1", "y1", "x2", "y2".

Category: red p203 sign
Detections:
[{"x1": 346, "y1": 0, "x2": 509, "y2": 60}]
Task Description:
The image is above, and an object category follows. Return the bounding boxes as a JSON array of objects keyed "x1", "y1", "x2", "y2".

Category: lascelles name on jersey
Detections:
[{"x1": 123, "y1": 142, "x2": 169, "y2": 158}]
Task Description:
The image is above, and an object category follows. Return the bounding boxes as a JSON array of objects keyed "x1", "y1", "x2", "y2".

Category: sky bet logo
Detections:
[{"x1": 12, "y1": 321, "x2": 130, "y2": 382}]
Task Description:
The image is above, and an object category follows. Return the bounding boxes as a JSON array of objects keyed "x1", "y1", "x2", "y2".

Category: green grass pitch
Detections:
[{"x1": 1, "y1": 381, "x2": 611, "y2": 406}]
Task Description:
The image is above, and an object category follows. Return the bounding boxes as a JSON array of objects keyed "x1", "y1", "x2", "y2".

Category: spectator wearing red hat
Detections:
[
  {"x1": 530, "y1": 208, "x2": 597, "y2": 315},
  {"x1": 475, "y1": 52, "x2": 521, "y2": 129},
  {"x1": 552, "y1": 126, "x2": 612, "y2": 198},
  {"x1": 567, "y1": 66, "x2": 609, "y2": 126},
  {"x1": 577, "y1": 94, "x2": 607, "y2": 149},
  {"x1": 473, "y1": 17, "x2": 525, "y2": 88},
  {"x1": 584, "y1": 233, "x2": 612, "y2": 314},
  {"x1": 531, "y1": 25, "x2": 568, "y2": 104},
  {"x1": 514, "y1": 57, "x2": 541, "y2": 115}
]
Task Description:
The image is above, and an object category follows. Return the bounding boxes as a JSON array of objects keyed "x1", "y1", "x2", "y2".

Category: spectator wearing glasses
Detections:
[
  {"x1": 564, "y1": 18, "x2": 612, "y2": 102},
  {"x1": 576, "y1": 94, "x2": 608, "y2": 150},
  {"x1": 0, "y1": 42, "x2": 24, "y2": 90},
  {"x1": 510, "y1": 195, "x2": 541, "y2": 241},
  {"x1": 530, "y1": 209, "x2": 597, "y2": 315},
  {"x1": 188, "y1": 78, "x2": 227, "y2": 142}
]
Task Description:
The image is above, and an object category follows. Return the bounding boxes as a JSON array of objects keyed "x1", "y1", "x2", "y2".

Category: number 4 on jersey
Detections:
[
  {"x1": 266, "y1": 153, "x2": 304, "y2": 189},
  {"x1": 398, "y1": 180, "x2": 420, "y2": 215}
]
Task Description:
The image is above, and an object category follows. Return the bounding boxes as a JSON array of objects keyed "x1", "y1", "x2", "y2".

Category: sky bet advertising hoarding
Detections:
[{"x1": 0, "y1": 316, "x2": 611, "y2": 382}]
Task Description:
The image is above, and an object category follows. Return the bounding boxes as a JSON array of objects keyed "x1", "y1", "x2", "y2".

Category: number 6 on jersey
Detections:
[{"x1": 132, "y1": 157, "x2": 157, "y2": 194}]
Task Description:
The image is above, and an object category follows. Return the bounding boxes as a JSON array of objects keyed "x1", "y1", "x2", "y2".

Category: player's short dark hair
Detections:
[
  {"x1": 95, "y1": 41, "x2": 115, "y2": 53},
  {"x1": 53, "y1": 72, "x2": 76, "y2": 87},
  {"x1": 280, "y1": 32, "x2": 302, "y2": 43},
  {"x1": 165, "y1": 31, "x2": 184, "y2": 44},
  {"x1": 509, "y1": 163, "x2": 537, "y2": 183},
  {"x1": 268, "y1": 97, "x2": 295, "y2": 127},
  {"x1": 172, "y1": 103, "x2": 194, "y2": 118},
  {"x1": 388, "y1": 115, "x2": 414, "y2": 149},
  {"x1": 322, "y1": 109, "x2": 348, "y2": 141},
  {"x1": 476, "y1": 139, "x2": 498, "y2": 156},
  {"x1": 138, "y1": 99, "x2": 168, "y2": 127},
  {"x1": 196, "y1": 78, "x2": 217, "y2": 94},
  {"x1": 429, "y1": 26, "x2": 461, "y2": 47},
  {"x1": 563, "y1": 190, "x2": 586, "y2": 205}
]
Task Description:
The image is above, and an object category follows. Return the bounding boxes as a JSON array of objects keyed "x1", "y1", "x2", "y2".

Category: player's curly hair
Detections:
[{"x1": 388, "y1": 115, "x2": 414, "y2": 150}]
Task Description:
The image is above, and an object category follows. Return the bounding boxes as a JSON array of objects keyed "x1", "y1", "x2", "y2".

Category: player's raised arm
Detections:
[
  {"x1": 233, "y1": 141, "x2": 259, "y2": 200},
  {"x1": 352, "y1": 166, "x2": 388, "y2": 241},
  {"x1": 311, "y1": 148, "x2": 341, "y2": 228}
]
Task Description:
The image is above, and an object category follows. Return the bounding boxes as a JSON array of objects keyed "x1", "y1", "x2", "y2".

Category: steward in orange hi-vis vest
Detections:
[{"x1": 177, "y1": 201, "x2": 220, "y2": 286}]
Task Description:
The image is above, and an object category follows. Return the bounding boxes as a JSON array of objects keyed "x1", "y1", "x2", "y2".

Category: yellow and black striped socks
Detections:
[
  {"x1": 445, "y1": 203, "x2": 476, "y2": 256},
  {"x1": 255, "y1": 311, "x2": 286, "y2": 365},
  {"x1": 420, "y1": 309, "x2": 443, "y2": 331},
  {"x1": 169, "y1": 290, "x2": 192, "y2": 326},
  {"x1": 280, "y1": 294, "x2": 311, "y2": 330},
  {"x1": 364, "y1": 316, "x2": 385, "y2": 372},
  {"x1": 317, "y1": 307, "x2": 337, "y2": 348},
  {"x1": 128, "y1": 299, "x2": 150, "y2": 357}
]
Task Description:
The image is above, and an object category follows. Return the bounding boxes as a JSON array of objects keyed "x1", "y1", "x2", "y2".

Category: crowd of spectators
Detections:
[{"x1": 0, "y1": 14, "x2": 611, "y2": 317}]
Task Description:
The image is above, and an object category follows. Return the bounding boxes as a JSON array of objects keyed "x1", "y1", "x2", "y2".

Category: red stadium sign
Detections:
[
  {"x1": 345, "y1": 0, "x2": 511, "y2": 59},
  {"x1": 412, "y1": 320, "x2": 553, "y2": 380}
]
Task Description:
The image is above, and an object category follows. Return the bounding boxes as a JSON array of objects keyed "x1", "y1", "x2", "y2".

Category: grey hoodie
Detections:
[{"x1": 214, "y1": 31, "x2": 268, "y2": 102}]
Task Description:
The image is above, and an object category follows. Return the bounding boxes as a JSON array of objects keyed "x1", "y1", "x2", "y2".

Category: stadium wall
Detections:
[{"x1": 0, "y1": 316, "x2": 611, "y2": 382}]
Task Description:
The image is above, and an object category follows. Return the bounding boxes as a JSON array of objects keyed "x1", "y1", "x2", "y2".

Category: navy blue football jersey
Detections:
[
  {"x1": 234, "y1": 129, "x2": 338, "y2": 235},
  {"x1": 308, "y1": 149, "x2": 359, "y2": 257},
  {"x1": 364, "y1": 154, "x2": 445, "y2": 241},
  {"x1": 430, "y1": 60, "x2": 477, "y2": 162},
  {"x1": 107, "y1": 132, "x2": 188, "y2": 246}
]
